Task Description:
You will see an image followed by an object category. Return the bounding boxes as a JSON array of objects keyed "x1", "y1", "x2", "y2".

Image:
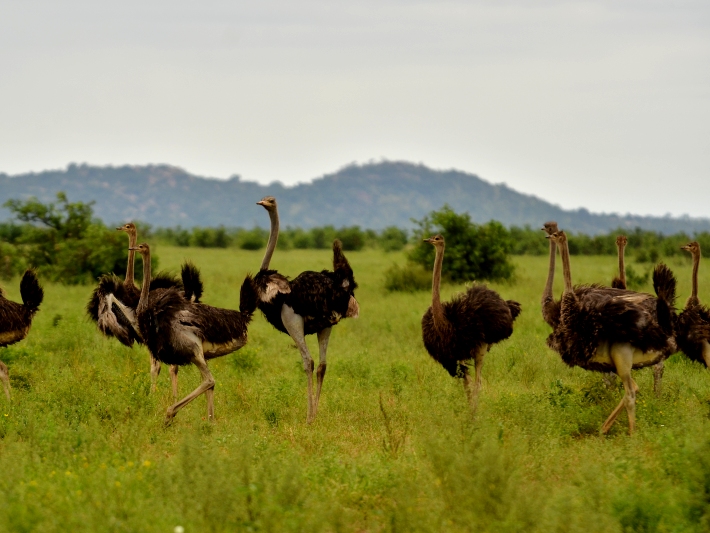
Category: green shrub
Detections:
[
  {"x1": 384, "y1": 263, "x2": 431, "y2": 292},
  {"x1": 191, "y1": 226, "x2": 230, "y2": 248},
  {"x1": 379, "y1": 226, "x2": 408, "y2": 252},
  {"x1": 238, "y1": 228, "x2": 267, "y2": 250},
  {"x1": 409, "y1": 205, "x2": 515, "y2": 282},
  {"x1": 336, "y1": 226, "x2": 365, "y2": 251}
]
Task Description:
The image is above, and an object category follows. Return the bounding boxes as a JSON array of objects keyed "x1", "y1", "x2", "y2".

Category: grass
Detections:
[{"x1": 1, "y1": 247, "x2": 709, "y2": 532}]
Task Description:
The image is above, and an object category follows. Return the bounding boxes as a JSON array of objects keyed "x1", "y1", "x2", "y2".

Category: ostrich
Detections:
[
  {"x1": 254, "y1": 196, "x2": 359, "y2": 423},
  {"x1": 676, "y1": 242, "x2": 710, "y2": 366},
  {"x1": 541, "y1": 221, "x2": 561, "y2": 329},
  {"x1": 87, "y1": 222, "x2": 187, "y2": 395},
  {"x1": 0, "y1": 270, "x2": 44, "y2": 400},
  {"x1": 132, "y1": 243, "x2": 257, "y2": 422},
  {"x1": 421, "y1": 234, "x2": 521, "y2": 412},
  {"x1": 611, "y1": 235, "x2": 628, "y2": 289},
  {"x1": 547, "y1": 230, "x2": 676, "y2": 434}
]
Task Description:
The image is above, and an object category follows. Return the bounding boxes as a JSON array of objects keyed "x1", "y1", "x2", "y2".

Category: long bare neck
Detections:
[
  {"x1": 125, "y1": 232, "x2": 137, "y2": 286},
  {"x1": 690, "y1": 250, "x2": 700, "y2": 303},
  {"x1": 431, "y1": 244, "x2": 446, "y2": 326},
  {"x1": 559, "y1": 240, "x2": 574, "y2": 295},
  {"x1": 137, "y1": 252, "x2": 151, "y2": 313},
  {"x1": 542, "y1": 239, "x2": 556, "y2": 303},
  {"x1": 260, "y1": 208, "x2": 280, "y2": 270},
  {"x1": 617, "y1": 244, "x2": 626, "y2": 287}
]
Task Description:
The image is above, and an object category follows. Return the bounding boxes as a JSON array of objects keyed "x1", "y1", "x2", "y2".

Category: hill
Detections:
[{"x1": 1, "y1": 161, "x2": 708, "y2": 234}]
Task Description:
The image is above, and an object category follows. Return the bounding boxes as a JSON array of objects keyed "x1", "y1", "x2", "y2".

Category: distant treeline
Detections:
[{"x1": 149, "y1": 224, "x2": 710, "y2": 261}]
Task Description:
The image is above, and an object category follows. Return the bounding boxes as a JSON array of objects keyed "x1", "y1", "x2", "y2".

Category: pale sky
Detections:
[{"x1": 1, "y1": 1, "x2": 708, "y2": 218}]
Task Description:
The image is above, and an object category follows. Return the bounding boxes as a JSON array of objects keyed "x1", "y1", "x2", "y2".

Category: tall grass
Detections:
[{"x1": 0, "y1": 247, "x2": 708, "y2": 531}]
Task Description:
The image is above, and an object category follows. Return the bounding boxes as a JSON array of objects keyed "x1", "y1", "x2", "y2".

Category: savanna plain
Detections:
[{"x1": 2, "y1": 246, "x2": 710, "y2": 532}]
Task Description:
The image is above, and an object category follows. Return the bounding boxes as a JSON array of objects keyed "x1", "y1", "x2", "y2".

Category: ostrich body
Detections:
[
  {"x1": 547, "y1": 231, "x2": 677, "y2": 434},
  {"x1": 0, "y1": 270, "x2": 44, "y2": 400},
  {"x1": 421, "y1": 234, "x2": 521, "y2": 412},
  {"x1": 87, "y1": 223, "x2": 187, "y2": 394},
  {"x1": 254, "y1": 196, "x2": 359, "y2": 423},
  {"x1": 132, "y1": 243, "x2": 257, "y2": 422},
  {"x1": 676, "y1": 242, "x2": 710, "y2": 366},
  {"x1": 611, "y1": 235, "x2": 628, "y2": 289}
]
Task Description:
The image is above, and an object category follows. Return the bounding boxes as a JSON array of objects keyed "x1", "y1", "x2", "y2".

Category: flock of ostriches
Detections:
[{"x1": 1, "y1": 198, "x2": 710, "y2": 434}]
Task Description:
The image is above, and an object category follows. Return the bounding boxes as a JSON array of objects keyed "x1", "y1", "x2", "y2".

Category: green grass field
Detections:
[{"x1": 1, "y1": 247, "x2": 710, "y2": 532}]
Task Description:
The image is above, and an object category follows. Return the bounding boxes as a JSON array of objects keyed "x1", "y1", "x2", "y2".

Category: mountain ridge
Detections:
[{"x1": 1, "y1": 161, "x2": 707, "y2": 235}]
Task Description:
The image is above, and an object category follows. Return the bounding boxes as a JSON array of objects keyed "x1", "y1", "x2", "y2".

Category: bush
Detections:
[
  {"x1": 384, "y1": 263, "x2": 431, "y2": 292},
  {"x1": 237, "y1": 228, "x2": 267, "y2": 250},
  {"x1": 336, "y1": 226, "x2": 365, "y2": 251},
  {"x1": 408, "y1": 205, "x2": 515, "y2": 282},
  {"x1": 2, "y1": 192, "x2": 156, "y2": 284},
  {"x1": 379, "y1": 226, "x2": 408, "y2": 252},
  {"x1": 0, "y1": 241, "x2": 25, "y2": 280}
]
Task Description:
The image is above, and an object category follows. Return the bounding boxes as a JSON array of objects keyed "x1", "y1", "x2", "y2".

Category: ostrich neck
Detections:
[
  {"x1": 137, "y1": 252, "x2": 151, "y2": 314},
  {"x1": 125, "y1": 232, "x2": 137, "y2": 286},
  {"x1": 542, "y1": 239, "x2": 556, "y2": 303},
  {"x1": 431, "y1": 245, "x2": 447, "y2": 327},
  {"x1": 260, "y1": 208, "x2": 280, "y2": 270},
  {"x1": 559, "y1": 240, "x2": 574, "y2": 295},
  {"x1": 617, "y1": 244, "x2": 626, "y2": 286},
  {"x1": 691, "y1": 251, "x2": 700, "y2": 302}
]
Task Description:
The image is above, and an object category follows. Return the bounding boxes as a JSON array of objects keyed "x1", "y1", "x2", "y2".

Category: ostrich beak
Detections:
[
  {"x1": 128, "y1": 247, "x2": 140, "y2": 251},
  {"x1": 116, "y1": 226, "x2": 123, "y2": 231},
  {"x1": 256, "y1": 201, "x2": 266, "y2": 206},
  {"x1": 681, "y1": 245, "x2": 691, "y2": 251}
]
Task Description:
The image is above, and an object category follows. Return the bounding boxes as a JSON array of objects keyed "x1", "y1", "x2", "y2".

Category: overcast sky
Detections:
[{"x1": 1, "y1": 1, "x2": 708, "y2": 218}]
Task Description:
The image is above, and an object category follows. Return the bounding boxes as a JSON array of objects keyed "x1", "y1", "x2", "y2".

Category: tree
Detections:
[{"x1": 408, "y1": 206, "x2": 515, "y2": 282}]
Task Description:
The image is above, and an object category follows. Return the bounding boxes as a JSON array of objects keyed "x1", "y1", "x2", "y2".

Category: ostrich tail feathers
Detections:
[
  {"x1": 149, "y1": 271, "x2": 183, "y2": 292},
  {"x1": 506, "y1": 300, "x2": 522, "y2": 321},
  {"x1": 332, "y1": 239, "x2": 352, "y2": 274},
  {"x1": 19, "y1": 269, "x2": 43, "y2": 312},
  {"x1": 653, "y1": 262, "x2": 677, "y2": 335},
  {"x1": 239, "y1": 274, "x2": 259, "y2": 316},
  {"x1": 181, "y1": 261, "x2": 204, "y2": 302}
]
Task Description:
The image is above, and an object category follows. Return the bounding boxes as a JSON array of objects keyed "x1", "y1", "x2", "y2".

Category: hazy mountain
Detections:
[{"x1": 1, "y1": 161, "x2": 708, "y2": 235}]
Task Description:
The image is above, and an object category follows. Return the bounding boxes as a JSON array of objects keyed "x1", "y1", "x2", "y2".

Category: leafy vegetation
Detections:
[
  {"x1": 1, "y1": 193, "x2": 158, "y2": 284},
  {"x1": 408, "y1": 205, "x2": 516, "y2": 282},
  {"x1": 0, "y1": 247, "x2": 709, "y2": 531}
]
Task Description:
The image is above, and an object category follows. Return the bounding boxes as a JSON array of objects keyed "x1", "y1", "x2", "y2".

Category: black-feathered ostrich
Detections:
[
  {"x1": 0, "y1": 270, "x2": 44, "y2": 400},
  {"x1": 611, "y1": 235, "x2": 628, "y2": 289},
  {"x1": 547, "y1": 230, "x2": 677, "y2": 434},
  {"x1": 87, "y1": 222, "x2": 188, "y2": 395},
  {"x1": 131, "y1": 243, "x2": 257, "y2": 422},
  {"x1": 254, "y1": 196, "x2": 359, "y2": 423},
  {"x1": 676, "y1": 242, "x2": 710, "y2": 366},
  {"x1": 421, "y1": 234, "x2": 521, "y2": 412}
]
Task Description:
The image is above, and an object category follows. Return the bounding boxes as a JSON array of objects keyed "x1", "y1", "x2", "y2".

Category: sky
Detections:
[{"x1": 1, "y1": 1, "x2": 709, "y2": 218}]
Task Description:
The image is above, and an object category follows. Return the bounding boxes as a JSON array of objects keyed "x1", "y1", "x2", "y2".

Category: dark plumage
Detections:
[
  {"x1": 254, "y1": 196, "x2": 359, "y2": 423},
  {"x1": 420, "y1": 234, "x2": 520, "y2": 412},
  {"x1": 133, "y1": 243, "x2": 256, "y2": 422},
  {"x1": 676, "y1": 241, "x2": 710, "y2": 366},
  {"x1": 548, "y1": 230, "x2": 677, "y2": 434},
  {"x1": 0, "y1": 269, "x2": 44, "y2": 399}
]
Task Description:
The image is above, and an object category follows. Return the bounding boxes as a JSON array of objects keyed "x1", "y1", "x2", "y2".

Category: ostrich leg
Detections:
[
  {"x1": 314, "y1": 327, "x2": 331, "y2": 417},
  {"x1": 0, "y1": 361, "x2": 10, "y2": 401},
  {"x1": 165, "y1": 348, "x2": 215, "y2": 424},
  {"x1": 653, "y1": 361, "x2": 664, "y2": 398},
  {"x1": 150, "y1": 355, "x2": 162, "y2": 392},
  {"x1": 602, "y1": 343, "x2": 637, "y2": 435},
  {"x1": 170, "y1": 365, "x2": 179, "y2": 400},
  {"x1": 463, "y1": 344, "x2": 488, "y2": 414},
  {"x1": 281, "y1": 305, "x2": 316, "y2": 423}
]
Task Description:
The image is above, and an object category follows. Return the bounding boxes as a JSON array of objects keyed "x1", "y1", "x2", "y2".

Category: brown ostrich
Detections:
[
  {"x1": 253, "y1": 196, "x2": 359, "y2": 423},
  {"x1": 676, "y1": 241, "x2": 710, "y2": 366},
  {"x1": 547, "y1": 230, "x2": 676, "y2": 434},
  {"x1": 131, "y1": 243, "x2": 257, "y2": 423},
  {"x1": 87, "y1": 222, "x2": 189, "y2": 396},
  {"x1": 420, "y1": 234, "x2": 521, "y2": 412},
  {"x1": 0, "y1": 270, "x2": 44, "y2": 400},
  {"x1": 611, "y1": 235, "x2": 628, "y2": 289}
]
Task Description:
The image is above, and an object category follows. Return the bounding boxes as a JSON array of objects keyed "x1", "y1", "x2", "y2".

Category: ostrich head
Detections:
[
  {"x1": 256, "y1": 196, "x2": 277, "y2": 211},
  {"x1": 547, "y1": 230, "x2": 568, "y2": 246},
  {"x1": 424, "y1": 234, "x2": 445, "y2": 248},
  {"x1": 129, "y1": 243, "x2": 151, "y2": 256},
  {"x1": 681, "y1": 241, "x2": 701, "y2": 256},
  {"x1": 116, "y1": 222, "x2": 137, "y2": 237},
  {"x1": 541, "y1": 221, "x2": 559, "y2": 236},
  {"x1": 616, "y1": 235, "x2": 628, "y2": 248}
]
